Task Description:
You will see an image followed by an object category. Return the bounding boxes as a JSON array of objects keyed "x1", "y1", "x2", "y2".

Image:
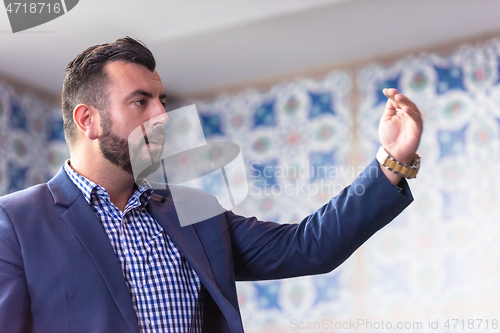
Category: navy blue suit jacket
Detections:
[{"x1": 0, "y1": 160, "x2": 413, "y2": 332}]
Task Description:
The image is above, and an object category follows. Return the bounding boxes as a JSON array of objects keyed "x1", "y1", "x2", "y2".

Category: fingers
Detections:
[
  {"x1": 383, "y1": 88, "x2": 402, "y2": 111},
  {"x1": 383, "y1": 99, "x2": 397, "y2": 118},
  {"x1": 383, "y1": 88, "x2": 420, "y2": 115},
  {"x1": 382, "y1": 88, "x2": 423, "y2": 131}
]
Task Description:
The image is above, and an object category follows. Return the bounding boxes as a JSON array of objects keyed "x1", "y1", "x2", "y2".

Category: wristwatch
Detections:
[{"x1": 376, "y1": 146, "x2": 420, "y2": 179}]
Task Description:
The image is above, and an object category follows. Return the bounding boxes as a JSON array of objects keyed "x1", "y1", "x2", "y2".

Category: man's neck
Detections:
[{"x1": 69, "y1": 156, "x2": 135, "y2": 212}]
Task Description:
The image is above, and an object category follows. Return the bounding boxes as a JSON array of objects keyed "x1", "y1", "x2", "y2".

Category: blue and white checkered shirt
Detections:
[{"x1": 64, "y1": 161, "x2": 203, "y2": 333}]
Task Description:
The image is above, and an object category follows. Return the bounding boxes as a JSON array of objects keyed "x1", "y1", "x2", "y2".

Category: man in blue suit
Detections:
[{"x1": 0, "y1": 37, "x2": 422, "y2": 332}]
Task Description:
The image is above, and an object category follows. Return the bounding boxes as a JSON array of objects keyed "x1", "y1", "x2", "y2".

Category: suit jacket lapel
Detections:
[
  {"x1": 149, "y1": 194, "x2": 244, "y2": 332},
  {"x1": 148, "y1": 195, "x2": 220, "y2": 294},
  {"x1": 149, "y1": 197, "x2": 244, "y2": 332},
  {"x1": 48, "y1": 168, "x2": 141, "y2": 333}
]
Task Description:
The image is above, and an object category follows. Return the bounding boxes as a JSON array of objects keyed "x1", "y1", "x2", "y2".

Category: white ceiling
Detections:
[{"x1": 0, "y1": 0, "x2": 500, "y2": 98}]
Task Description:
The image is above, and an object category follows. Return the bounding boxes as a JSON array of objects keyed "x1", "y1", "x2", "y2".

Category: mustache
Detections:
[{"x1": 141, "y1": 125, "x2": 165, "y2": 145}]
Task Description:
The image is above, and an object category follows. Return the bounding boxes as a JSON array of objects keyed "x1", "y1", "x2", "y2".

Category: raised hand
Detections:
[{"x1": 378, "y1": 88, "x2": 423, "y2": 165}]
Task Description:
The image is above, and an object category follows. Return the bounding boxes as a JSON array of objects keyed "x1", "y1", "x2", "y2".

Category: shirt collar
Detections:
[{"x1": 63, "y1": 160, "x2": 153, "y2": 207}]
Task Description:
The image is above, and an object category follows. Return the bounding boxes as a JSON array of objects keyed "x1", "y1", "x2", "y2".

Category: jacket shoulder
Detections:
[{"x1": 0, "y1": 183, "x2": 51, "y2": 210}]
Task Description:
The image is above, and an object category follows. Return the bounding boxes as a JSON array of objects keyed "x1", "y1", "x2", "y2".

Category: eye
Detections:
[{"x1": 134, "y1": 99, "x2": 146, "y2": 106}]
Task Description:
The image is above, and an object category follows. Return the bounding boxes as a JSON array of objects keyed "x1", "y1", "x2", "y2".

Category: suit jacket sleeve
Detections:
[
  {"x1": 0, "y1": 205, "x2": 31, "y2": 332},
  {"x1": 228, "y1": 159, "x2": 413, "y2": 281}
]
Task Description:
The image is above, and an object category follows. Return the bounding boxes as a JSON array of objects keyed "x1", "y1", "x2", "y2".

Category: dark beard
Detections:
[{"x1": 98, "y1": 118, "x2": 133, "y2": 175}]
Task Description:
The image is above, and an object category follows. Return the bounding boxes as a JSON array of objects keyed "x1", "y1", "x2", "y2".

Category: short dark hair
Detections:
[{"x1": 62, "y1": 36, "x2": 156, "y2": 148}]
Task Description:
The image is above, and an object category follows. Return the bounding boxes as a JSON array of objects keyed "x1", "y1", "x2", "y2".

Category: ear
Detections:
[{"x1": 73, "y1": 104, "x2": 100, "y2": 140}]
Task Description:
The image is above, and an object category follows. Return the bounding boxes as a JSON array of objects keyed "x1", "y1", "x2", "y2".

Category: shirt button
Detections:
[
  {"x1": 145, "y1": 319, "x2": 151, "y2": 325},
  {"x1": 130, "y1": 248, "x2": 135, "y2": 254},
  {"x1": 137, "y1": 281, "x2": 142, "y2": 288}
]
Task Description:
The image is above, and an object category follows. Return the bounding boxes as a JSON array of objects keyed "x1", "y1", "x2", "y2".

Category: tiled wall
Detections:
[
  {"x1": 0, "y1": 82, "x2": 67, "y2": 195},
  {"x1": 2, "y1": 37, "x2": 500, "y2": 332}
]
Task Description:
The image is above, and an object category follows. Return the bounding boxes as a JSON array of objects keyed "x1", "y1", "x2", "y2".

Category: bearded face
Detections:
[
  {"x1": 98, "y1": 110, "x2": 166, "y2": 179},
  {"x1": 98, "y1": 111, "x2": 134, "y2": 174}
]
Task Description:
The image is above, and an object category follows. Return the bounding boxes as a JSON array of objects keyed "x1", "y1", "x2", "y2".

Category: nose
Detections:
[
  {"x1": 150, "y1": 99, "x2": 169, "y2": 127},
  {"x1": 153, "y1": 112, "x2": 169, "y2": 127}
]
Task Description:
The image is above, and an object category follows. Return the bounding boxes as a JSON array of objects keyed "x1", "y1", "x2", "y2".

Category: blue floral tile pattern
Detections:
[{"x1": 4, "y1": 37, "x2": 500, "y2": 333}]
